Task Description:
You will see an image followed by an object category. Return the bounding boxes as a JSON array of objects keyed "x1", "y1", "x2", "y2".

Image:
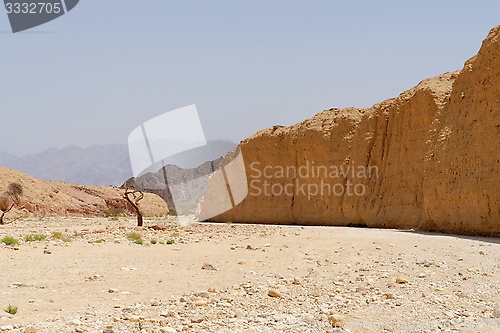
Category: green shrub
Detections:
[
  {"x1": 51, "y1": 231, "x2": 63, "y2": 239},
  {"x1": 134, "y1": 239, "x2": 143, "y2": 245},
  {"x1": 150, "y1": 239, "x2": 157, "y2": 245},
  {"x1": 24, "y1": 234, "x2": 47, "y2": 242},
  {"x1": 5, "y1": 304, "x2": 17, "y2": 315},
  {"x1": 127, "y1": 232, "x2": 142, "y2": 241},
  {"x1": 1, "y1": 237, "x2": 19, "y2": 246},
  {"x1": 166, "y1": 239, "x2": 175, "y2": 245}
]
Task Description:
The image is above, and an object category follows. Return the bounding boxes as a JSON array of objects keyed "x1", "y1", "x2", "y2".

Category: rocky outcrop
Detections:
[
  {"x1": 0, "y1": 166, "x2": 168, "y2": 218},
  {"x1": 200, "y1": 26, "x2": 500, "y2": 236},
  {"x1": 124, "y1": 158, "x2": 222, "y2": 215}
]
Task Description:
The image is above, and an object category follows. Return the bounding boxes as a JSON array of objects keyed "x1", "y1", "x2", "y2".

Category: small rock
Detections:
[
  {"x1": 418, "y1": 273, "x2": 426, "y2": 278},
  {"x1": 292, "y1": 278, "x2": 300, "y2": 285},
  {"x1": 201, "y1": 263, "x2": 217, "y2": 271},
  {"x1": 384, "y1": 293, "x2": 395, "y2": 299},
  {"x1": 328, "y1": 314, "x2": 345, "y2": 327},
  {"x1": 43, "y1": 249, "x2": 51, "y2": 255},
  {"x1": 396, "y1": 276, "x2": 407, "y2": 284},
  {"x1": 310, "y1": 290, "x2": 323, "y2": 297},
  {"x1": 24, "y1": 327, "x2": 36, "y2": 333},
  {"x1": 191, "y1": 315, "x2": 205, "y2": 323},
  {"x1": 1, "y1": 325, "x2": 14, "y2": 331},
  {"x1": 302, "y1": 314, "x2": 315, "y2": 323},
  {"x1": 160, "y1": 328, "x2": 176, "y2": 333},
  {"x1": 493, "y1": 303, "x2": 500, "y2": 318},
  {"x1": 194, "y1": 300, "x2": 208, "y2": 306},
  {"x1": 108, "y1": 288, "x2": 119, "y2": 293},
  {"x1": 195, "y1": 291, "x2": 209, "y2": 298},
  {"x1": 268, "y1": 288, "x2": 282, "y2": 298}
]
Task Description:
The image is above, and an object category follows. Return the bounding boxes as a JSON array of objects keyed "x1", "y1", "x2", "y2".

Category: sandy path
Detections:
[{"x1": 0, "y1": 218, "x2": 499, "y2": 332}]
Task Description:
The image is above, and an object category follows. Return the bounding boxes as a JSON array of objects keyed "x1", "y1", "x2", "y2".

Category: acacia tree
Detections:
[
  {"x1": 0, "y1": 182, "x2": 23, "y2": 225},
  {"x1": 124, "y1": 185, "x2": 144, "y2": 226}
]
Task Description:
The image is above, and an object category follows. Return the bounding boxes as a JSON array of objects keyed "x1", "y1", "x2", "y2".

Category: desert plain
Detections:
[{"x1": 0, "y1": 217, "x2": 499, "y2": 333}]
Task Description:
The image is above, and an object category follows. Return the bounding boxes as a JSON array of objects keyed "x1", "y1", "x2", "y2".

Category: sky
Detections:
[{"x1": 1, "y1": 1, "x2": 499, "y2": 156}]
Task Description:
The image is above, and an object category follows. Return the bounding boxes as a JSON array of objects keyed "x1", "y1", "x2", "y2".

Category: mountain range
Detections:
[{"x1": 0, "y1": 140, "x2": 236, "y2": 187}]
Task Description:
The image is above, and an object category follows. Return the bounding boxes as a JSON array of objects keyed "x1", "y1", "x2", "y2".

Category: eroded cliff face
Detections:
[{"x1": 200, "y1": 26, "x2": 500, "y2": 236}]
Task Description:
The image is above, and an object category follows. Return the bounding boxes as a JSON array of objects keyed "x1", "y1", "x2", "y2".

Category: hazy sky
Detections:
[{"x1": 1, "y1": 1, "x2": 499, "y2": 156}]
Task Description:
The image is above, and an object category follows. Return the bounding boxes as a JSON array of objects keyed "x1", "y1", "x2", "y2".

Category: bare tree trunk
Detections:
[
  {"x1": 124, "y1": 187, "x2": 144, "y2": 227},
  {"x1": 0, "y1": 204, "x2": 14, "y2": 225}
]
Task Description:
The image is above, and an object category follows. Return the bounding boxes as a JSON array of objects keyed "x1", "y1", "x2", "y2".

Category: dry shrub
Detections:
[{"x1": 0, "y1": 195, "x2": 12, "y2": 212}]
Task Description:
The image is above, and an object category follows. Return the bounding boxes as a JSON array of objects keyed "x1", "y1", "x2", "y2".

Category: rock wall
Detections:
[{"x1": 200, "y1": 26, "x2": 500, "y2": 236}]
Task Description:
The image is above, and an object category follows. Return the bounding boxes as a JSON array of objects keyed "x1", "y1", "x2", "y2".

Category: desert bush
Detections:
[
  {"x1": 1, "y1": 236, "x2": 19, "y2": 246},
  {"x1": 0, "y1": 182, "x2": 23, "y2": 224},
  {"x1": 51, "y1": 231, "x2": 63, "y2": 239},
  {"x1": 24, "y1": 234, "x2": 47, "y2": 242},
  {"x1": 127, "y1": 232, "x2": 142, "y2": 242},
  {"x1": 5, "y1": 304, "x2": 17, "y2": 315}
]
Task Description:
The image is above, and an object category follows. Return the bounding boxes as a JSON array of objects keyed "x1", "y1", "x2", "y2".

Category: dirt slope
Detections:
[{"x1": 0, "y1": 166, "x2": 168, "y2": 218}]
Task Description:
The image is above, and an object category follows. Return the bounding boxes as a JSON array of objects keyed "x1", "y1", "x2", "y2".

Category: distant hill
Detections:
[
  {"x1": 2, "y1": 140, "x2": 237, "y2": 187},
  {"x1": 124, "y1": 140, "x2": 237, "y2": 215},
  {"x1": 0, "y1": 151, "x2": 17, "y2": 165},
  {"x1": 3, "y1": 144, "x2": 132, "y2": 186},
  {"x1": 125, "y1": 157, "x2": 223, "y2": 215}
]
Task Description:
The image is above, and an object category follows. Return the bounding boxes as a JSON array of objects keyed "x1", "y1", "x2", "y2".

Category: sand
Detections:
[{"x1": 0, "y1": 217, "x2": 499, "y2": 332}]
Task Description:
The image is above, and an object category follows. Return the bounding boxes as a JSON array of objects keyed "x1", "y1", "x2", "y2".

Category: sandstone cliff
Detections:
[
  {"x1": 200, "y1": 26, "x2": 500, "y2": 236},
  {"x1": 0, "y1": 166, "x2": 168, "y2": 218}
]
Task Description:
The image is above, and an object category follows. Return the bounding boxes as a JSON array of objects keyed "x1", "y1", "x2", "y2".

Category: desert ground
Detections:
[{"x1": 0, "y1": 217, "x2": 499, "y2": 333}]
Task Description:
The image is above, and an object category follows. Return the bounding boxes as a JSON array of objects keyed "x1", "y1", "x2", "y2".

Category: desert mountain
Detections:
[
  {"x1": 0, "y1": 151, "x2": 17, "y2": 165},
  {"x1": 3, "y1": 144, "x2": 132, "y2": 187},
  {"x1": 0, "y1": 166, "x2": 168, "y2": 218},
  {"x1": 125, "y1": 157, "x2": 223, "y2": 215},
  {"x1": 124, "y1": 140, "x2": 235, "y2": 213},
  {"x1": 3, "y1": 140, "x2": 236, "y2": 188},
  {"x1": 200, "y1": 25, "x2": 500, "y2": 236}
]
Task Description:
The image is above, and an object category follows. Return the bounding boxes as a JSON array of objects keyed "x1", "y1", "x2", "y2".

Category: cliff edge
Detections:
[{"x1": 200, "y1": 26, "x2": 500, "y2": 236}]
